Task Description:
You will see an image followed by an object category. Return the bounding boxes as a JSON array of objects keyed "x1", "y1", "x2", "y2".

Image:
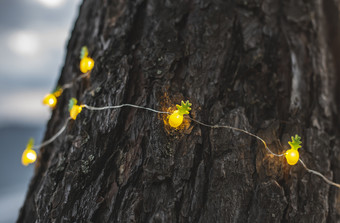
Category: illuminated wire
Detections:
[
  {"x1": 32, "y1": 117, "x2": 72, "y2": 150},
  {"x1": 83, "y1": 104, "x2": 171, "y2": 114}
]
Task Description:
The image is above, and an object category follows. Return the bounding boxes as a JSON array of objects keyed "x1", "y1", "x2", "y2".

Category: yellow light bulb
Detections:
[
  {"x1": 70, "y1": 105, "x2": 83, "y2": 120},
  {"x1": 42, "y1": 93, "x2": 57, "y2": 109},
  {"x1": 21, "y1": 149, "x2": 37, "y2": 166},
  {"x1": 80, "y1": 57, "x2": 95, "y2": 73},
  {"x1": 285, "y1": 149, "x2": 299, "y2": 165},
  {"x1": 169, "y1": 110, "x2": 184, "y2": 128},
  {"x1": 53, "y1": 88, "x2": 63, "y2": 97}
]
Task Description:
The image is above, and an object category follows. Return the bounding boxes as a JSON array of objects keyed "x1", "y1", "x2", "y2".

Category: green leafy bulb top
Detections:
[
  {"x1": 68, "y1": 98, "x2": 78, "y2": 111},
  {"x1": 80, "y1": 46, "x2": 89, "y2": 59},
  {"x1": 288, "y1": 134, "x2": 302, "y2": 151},
  {"x1": 26, "y1": 138, "x2": 34, "y2": 149},
  {"x1": 176, "y1": 100, "x2": 192, "y2": 116}
]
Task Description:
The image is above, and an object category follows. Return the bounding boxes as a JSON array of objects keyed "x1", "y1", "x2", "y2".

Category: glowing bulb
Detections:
[
  {"x1": 285, "y1": 135, "x2": 302, "y2": 165},
  {"x1": 43, "y1": 94, "x2": 57, "y2": 109},
  {"x1": 27, "y1": 152, "x2": 36, "y2": 160},
  {"x1": 285, "y1": 149, "x2": 299, "y2": 165},
  {"x1": 80, "y1": 57, "x2": 95, "y2": 73},
  {"x1": 169, "y1": 110, "x2": 183, "y2": 128},
  {"x1": 21, "y1": 149, "x2": 37, "y2": 166},
  {"x1": 168, "y1": 101, "x2": 192, "y2": 128},
  {"x1": 70, "y1": 105, "x2": 83, "y2": 120}
]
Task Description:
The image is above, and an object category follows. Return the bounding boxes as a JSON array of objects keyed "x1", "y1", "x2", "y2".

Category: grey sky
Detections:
[{"x1": 0, "y1": 0, "x2": 81, "y2": 126}]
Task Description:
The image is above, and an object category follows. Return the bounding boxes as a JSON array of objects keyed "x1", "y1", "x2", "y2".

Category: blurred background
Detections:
[{"x1": 0, "y1": 0, "x2": 81, "y2": 222}]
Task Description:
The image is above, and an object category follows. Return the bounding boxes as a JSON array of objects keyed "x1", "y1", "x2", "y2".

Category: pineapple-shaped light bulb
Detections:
[
  {"x1": 68, "y1": 98, "x2": 83, "y2": 120},
  {"x1": 79, "y1": 46, "x2": 94, "y2": 73},
  {"x1": 168, "y1": 100, "x2": 191, "y2": 128},
  {"x1": 43, "y1": 94, "x2": 57, "y2": 109},
  {"x1": 285, "y1": 135, "x2": 302, "y2": 165},
  {"x1": 42, "y1": 87, "x2": 63, "y2": 109},
  {"x1": 21, "y1": 138, "x2": 37, "y2": 166}
]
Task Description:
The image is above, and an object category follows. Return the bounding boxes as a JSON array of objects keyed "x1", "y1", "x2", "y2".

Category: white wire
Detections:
[
  {"x1": 31, "y1": 103, "x2": 168, "y2": 151},
  {"x1": 299, "y1": 159, "x2": 340, "y2": 188},
  {"x1": 62, "y1": 72, "x2": 89, "y2": 90},
  {"x1": 83, "y1": 104, "x2": 171, "y2": 114},
  {"x1": 187, "y1": 117, "x2": 285, "y2": 157},
  {"x1": 32, "y1": 117, "x2": 72, "y2": 150}
]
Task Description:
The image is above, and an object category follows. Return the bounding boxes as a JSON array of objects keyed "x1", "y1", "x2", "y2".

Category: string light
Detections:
[
  {"x1": 42, "y1": 87, "x2": 63, "y2": 109},
  {"x1": 68, "y1": 98, "x2": 83, "y2": 120},
  {"x1": 27, "y1": 95, "x2": 340, "y2": 190},
  {"x1": 70, "y1": 105, "x2": 83, "y2": 120},
  {"x1": 53, "y1": 87, "x2": 63, "y2": 97},
  {"x1": 42, "y1": 93, "x2": 57, "y2": 109},
  {"x1": 42, "y1": 72, "x2": 90, "y2": 110},
  {"x1": 79, "y1": 46, "x2": 94, "y2": 73},
  {"x1": 285, "y1": 135, "x2": 301, "y2": 165},
  {"x1": 21, "y1": 138, "x2": 37, "y2": 166},
  {"x1": 80, "y1": 57, "x2": 94, "y2": 73},
  {"x1": 20, "y1": 102, "x2": 167, "y2": 165},
  {"x1": 17, "y1": 39, "x2": 340, "y2": 217},
  {"x1": 286, "y1": 150, "x2": 299, "y2": 165},
  {"x1": 168, "y1": 100, "x2": 191, "y2": 128},
  {"x1": 21, "y1": 118, "x2": 72, "y2": 165},
  {"x1": 42, "y1": 46, "x2": 93, "y2": 110}
]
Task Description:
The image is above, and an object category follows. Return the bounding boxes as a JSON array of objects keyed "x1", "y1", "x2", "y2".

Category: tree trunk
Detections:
[{"x1": 18, "y1": 0, "x2": 340, "y2": 222}]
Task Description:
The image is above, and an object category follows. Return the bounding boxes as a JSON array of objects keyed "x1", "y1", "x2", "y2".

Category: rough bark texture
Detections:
[{"x1": 18, "y1": 0, "x2": 340, "y2": 222}]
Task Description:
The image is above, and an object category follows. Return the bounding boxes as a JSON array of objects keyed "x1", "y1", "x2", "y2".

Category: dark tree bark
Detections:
[{"x1": 18, "y1": 0, "x2": 340, "y2": 222}]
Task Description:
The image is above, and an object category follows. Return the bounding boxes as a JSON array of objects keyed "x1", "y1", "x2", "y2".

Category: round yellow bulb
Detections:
[
  {"x1": 42, "y1": 94, "x2": 57, "y2": 109},
  {"x1": 285, "y1": 149, "x2": 299, "y2": 165},
  {"x1": 21, "y1": 149, "x2": 37, "y2": 166},
  {"x1": 80, "y1": 57, "x2": 94, "y2": 73},
  {"x1": 70, "y1": 105, "x2": 83, "y2": 120},
  {"x1": 169, "y1": 110, "x2": 183, "y2": 128}
]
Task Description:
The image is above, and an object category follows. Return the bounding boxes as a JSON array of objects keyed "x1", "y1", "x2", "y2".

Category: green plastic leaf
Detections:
[
  {"x1": 68, "y1": 98, "x2": 78, "y2": 111},
  {"x1": 80, "y1": 46, "x2": 89, "y2": 59},
  {"x1": 288, "y1": 134, "x2": 302, "y2": 151},
  {"x1": 176, "y1": 100, "x2": 192, "y2": 116},
  {"x1": 26, "y1": 138, "x2": 34, "y2": 150}
]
